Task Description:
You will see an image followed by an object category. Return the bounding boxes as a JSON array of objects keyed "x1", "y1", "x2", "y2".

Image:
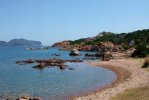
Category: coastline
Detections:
[
  {"x1": 69, "y1": 62, "x2": 128, "y2": 100},
  {"x1": 2, "y1": 58, "x2": 149, "y2": 100},
  {"x1": 74, "y1": 58, "x2": 149, "y2": 100}
]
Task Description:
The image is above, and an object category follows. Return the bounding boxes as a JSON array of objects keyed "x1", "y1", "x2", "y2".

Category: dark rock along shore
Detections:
[{"x1": 16, "y1": 58, "x2": 83, "y2": 70}]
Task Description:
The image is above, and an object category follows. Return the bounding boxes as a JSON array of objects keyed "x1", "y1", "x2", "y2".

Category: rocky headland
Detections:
[{"x1": 52, "y1": 29, "x2": 149, "y2": 60}]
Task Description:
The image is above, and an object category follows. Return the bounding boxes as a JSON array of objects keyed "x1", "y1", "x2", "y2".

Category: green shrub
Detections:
[
  {"x1": 142, "y1": 57, "x2": 149, "y2": 68},
  {"x1": 131, "y1": 42, "x2": 149, "y2": 58}
]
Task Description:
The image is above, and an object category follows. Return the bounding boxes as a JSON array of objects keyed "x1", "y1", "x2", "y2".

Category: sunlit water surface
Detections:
[{"x1": 0, "y1": 47, "x2": 116, "y2": 100}]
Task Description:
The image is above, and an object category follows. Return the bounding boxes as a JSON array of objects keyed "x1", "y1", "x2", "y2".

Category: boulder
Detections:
[
  {"x1": 69, "y1": 68, "x2": 75, "y2": 70},
  {"x1": 69, "y1": 49, "x2": 79, "y2": 56},
  {"x1": 59, "y1": 64, "x2": 65, "y2": 70},
  {"x1": 33, "y1": 63, "x2": 46, "y2": 69}
]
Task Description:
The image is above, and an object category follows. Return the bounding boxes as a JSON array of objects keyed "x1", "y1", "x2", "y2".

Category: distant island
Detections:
[{"x1": 0, "y1": 39, "x2": 42, "y2": 46}]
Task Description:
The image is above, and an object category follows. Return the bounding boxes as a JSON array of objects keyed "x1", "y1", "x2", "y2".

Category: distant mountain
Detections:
[
  {"x1": 0, "y1": 39, "x2": 42, "y2": 46},
  {"x1": 0, "y1": 41, "x2": 7, "y2": 46}
]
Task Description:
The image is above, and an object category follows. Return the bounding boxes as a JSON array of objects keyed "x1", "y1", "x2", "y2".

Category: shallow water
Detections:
[{"x1": 0, "y1": 47, "x2": 116, "y2": 100}]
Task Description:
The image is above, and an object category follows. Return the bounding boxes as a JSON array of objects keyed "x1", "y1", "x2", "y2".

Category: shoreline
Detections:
[
  {"x1": 72, "y1": 60, "x2": 129, "y2": 100},
  {"x1": 1, "y1": 60, "x2": 128, "y2": 100},
  {"x1": 74, "y1": 58, "x2": 149, "y2": 100},
  {"x1": 2, "y1": 58, "x2": 149, "y2": 100}
]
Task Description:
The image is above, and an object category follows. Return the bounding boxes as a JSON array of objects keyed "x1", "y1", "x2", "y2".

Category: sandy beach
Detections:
[{"x1": 74, "y1": 58, "x2": 149, "y2": 100}]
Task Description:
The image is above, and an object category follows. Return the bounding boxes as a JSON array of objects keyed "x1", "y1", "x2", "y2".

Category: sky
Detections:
[{"x1": 0, "y1": 0, "x2": 149, "y2": 45}]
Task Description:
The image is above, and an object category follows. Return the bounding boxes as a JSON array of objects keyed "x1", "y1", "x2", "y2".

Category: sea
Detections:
[{"x1": 0, "y1": 46, "x2": 116, "y2": 100}]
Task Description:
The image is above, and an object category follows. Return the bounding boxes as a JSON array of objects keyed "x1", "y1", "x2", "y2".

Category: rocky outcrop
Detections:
[
  {"x1": 125, "y1": 48, "x2": 136, "y2": 56},
  {"x1": 97, "y1": 41, "x2": 114, "y2": 48},
  {"x1": 84, "y1": 53, "x2": 112, "y2": 61},
  {"x1": 97, "y1": 31, "x2": 113, "y2": 37},
  {"x1": 84, "y1": 53, "x2": 102, "y2": 57},
  {"x1": 16, "y1": 96, "x2": 41, "y2": 100},
  {"x1": 69, "y1": 49, "x2": 80, "y2": 56},
  {"x1": 97, "y1": 41, "x2": 123, "y2": 53},
  {"x1": 55, "y1": 41, "x2": 120, "y2": 53},
  {"x1": 52, "y1": 29, "x2": 149, "y2": 58},
  {"x1": 52, "y1": 40, "x2": 71, "y2": 47},
  {"x1": 16, "y1": 58, "x2": 83, "y2": 70},
  {"x1": 79, "y1": 45, "x2": 92, "y2": 51}
]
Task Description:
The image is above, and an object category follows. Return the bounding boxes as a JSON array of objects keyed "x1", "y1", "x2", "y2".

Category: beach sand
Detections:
[{"x1": 74, "y1": 58, "x2": 149, "y2": 100}]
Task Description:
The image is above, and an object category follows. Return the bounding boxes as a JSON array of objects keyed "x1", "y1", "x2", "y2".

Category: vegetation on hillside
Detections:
[{"x1": 70, "y1": 29, "x2": 149, "y2": 57}]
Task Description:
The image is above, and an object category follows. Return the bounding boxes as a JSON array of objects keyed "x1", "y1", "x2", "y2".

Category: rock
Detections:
[
  {"x1": 29, "y1": 97, "x2": 34, "y2": 100},
  {"x1": 16, "y1": 61, "x2": 22, "y2": 64},
  {"x1": 69, "y1": 68, "x2": 75, "y2": 70},
  {"x1": 16, "y1": 59, "x2": 34, "y2": 64},
  {"x1": 38, "y1": 63, "x2": 46, "y2": 68},
  {"x1": 59, "y1": 64, "x2": 65, "y2": 70},
  {"x1": 52, "y1": 41, "x2": 71, "y2": 47},
  {"x1": 17, "y1": 58, "x2": 83, "y2": 70},
  {"x1": 33, "y1": 63, "x2": 46, "y2": 69},
  {"x1": 16, "y1": 96, "x2": 29, "y2": 100},
  {"x1": 26, "y1": 48, "x2": 36, "y2": 50},
  {"x1": 68, "y1": 59, "x2": 82, "y2": 63},
  {"x1": 26, "y1": 47, "x2": 50, "y2": 51},
  {"x1": 32, "y1": 66, "x2": 38, "y2": 69},
  {"x1": 51, "y1": 54, "x2": 60, "y2": 56},
  {"x1": 69, "y1": 49, "x2": 80, "y2": 56},
  {"x1": 102, "y1": 54, "x2": 113, "y2": 61},
  {"x1": 16, "y1": 96, "x2": 42, "y2": 100},
  {"x1": 80, "y1": 45, "x2": 92, "y2": 51},
  {"x1": 79, "y1": 54, "x2": 83, "y2": 56},
  {"x1": 25, "y1": 59, "x2": 34, "y2": 63},
  {"x1": 84, "y1": 53, "x2": 102, "y2": 57},
  {"x1": 83, "y1": 57, "x2": 96, "y2": 60}
]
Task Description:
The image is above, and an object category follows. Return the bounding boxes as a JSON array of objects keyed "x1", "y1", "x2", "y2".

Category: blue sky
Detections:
[{"x1": 0, "y1": 0, "x2": 149, "y2": 45}]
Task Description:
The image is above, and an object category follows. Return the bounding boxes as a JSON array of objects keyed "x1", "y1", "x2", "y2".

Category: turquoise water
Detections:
[{"x1": 0, "y1": 47, "x2": 116, "y2": 100}]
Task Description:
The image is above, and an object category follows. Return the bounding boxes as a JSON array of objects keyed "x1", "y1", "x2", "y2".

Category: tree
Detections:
[{"x1": 131, "y1": 42, "x2": 149, "y2": 57}]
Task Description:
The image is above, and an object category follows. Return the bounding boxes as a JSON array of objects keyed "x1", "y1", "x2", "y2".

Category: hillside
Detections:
[
  {"x1": 0, "y1": 39, "x2": 42, "y2": 47},
  {"x1": 0, "y1": 41, "x2": 7, "y2": 46},
  {"x1": 53, "y1": 29, "x2": 149, "y2": 57}
]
